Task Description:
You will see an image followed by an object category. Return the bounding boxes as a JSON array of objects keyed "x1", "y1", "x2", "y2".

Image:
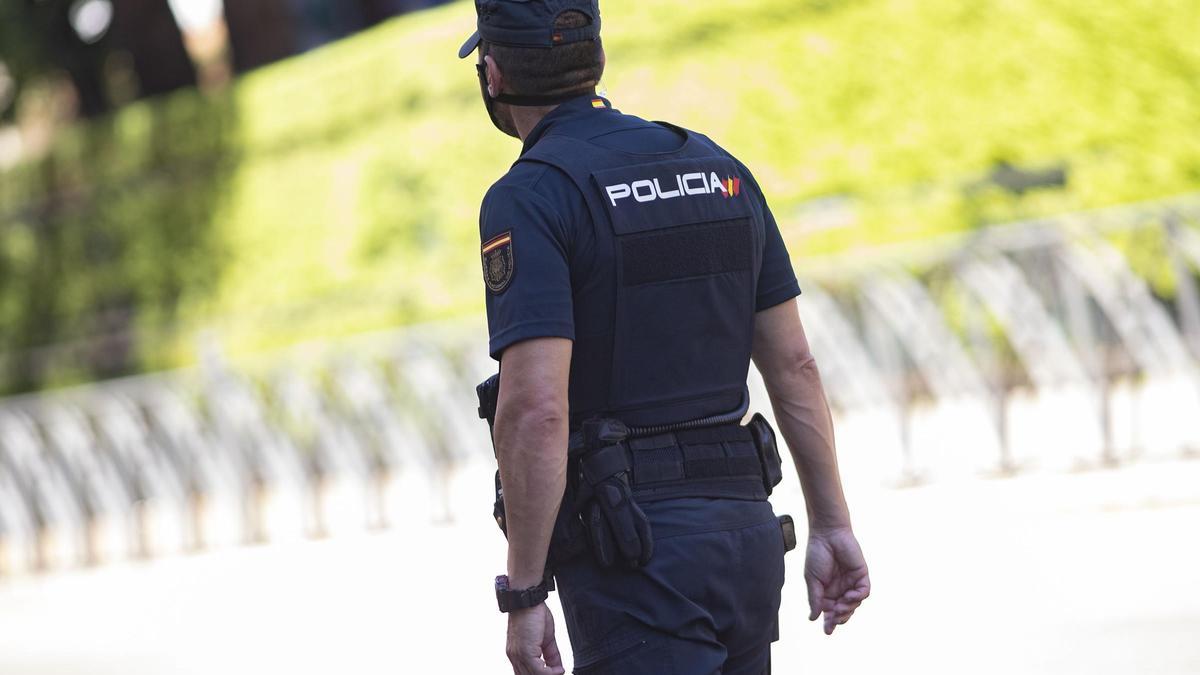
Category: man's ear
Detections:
[{"x1": 484, "y1": 54, "x2": 504, "y2": 97}]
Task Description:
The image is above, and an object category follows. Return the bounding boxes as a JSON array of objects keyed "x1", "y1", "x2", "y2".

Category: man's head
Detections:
[{"x1": 459, "y1": 0, "x2": 605, "y2": 138}]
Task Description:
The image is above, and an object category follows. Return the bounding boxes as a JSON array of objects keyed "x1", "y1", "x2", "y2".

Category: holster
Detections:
[
  {"x1": 576, "y1": 418, "x2": 654, "y2": 569},
  {"x1": 477, "y1": 374, "x2": 589, "y2": 574},
  {"x1": 477, "y1": 375, "x2": 510, "y2": 534},
  {"x1": 748, "y1": 412, "x2": 784, "y2": 496}
]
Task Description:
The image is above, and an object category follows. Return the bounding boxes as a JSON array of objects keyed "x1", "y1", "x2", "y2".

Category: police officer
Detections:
[{"x1": 461, "y1": 2, "x2": 870, "y2": 672}]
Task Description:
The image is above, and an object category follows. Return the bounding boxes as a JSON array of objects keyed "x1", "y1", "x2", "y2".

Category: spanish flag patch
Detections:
[
  {"x1": 481, "y1": 231, "x2": 515, "y2": 294},
  {"x1": 591, "y1": 98, "x2": 606, "y2": 109}
]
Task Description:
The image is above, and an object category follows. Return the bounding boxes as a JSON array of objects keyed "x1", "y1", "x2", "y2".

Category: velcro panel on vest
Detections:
[
  {"x1": 622, "y1": 220, "x2": 752, "y2": 286},
  {"x1": 591, "y1": 157, "x2": 752, "y2": 236}
]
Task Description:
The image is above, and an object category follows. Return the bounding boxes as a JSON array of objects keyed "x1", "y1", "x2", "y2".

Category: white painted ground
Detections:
[{"x1": 1, "y1": 458, "x2": 1198, "y2": 675}]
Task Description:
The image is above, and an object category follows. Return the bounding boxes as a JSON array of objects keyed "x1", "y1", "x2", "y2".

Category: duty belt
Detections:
[
  {"x1": 569, "y1": 422, "x2": 770, "y2": 503},
  {"x1": 476, "y1": 374, "x2": 784, "y2": 571}
]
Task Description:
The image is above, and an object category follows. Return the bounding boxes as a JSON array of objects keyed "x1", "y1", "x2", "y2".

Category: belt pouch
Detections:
[{"x1": 748, "y1": 413, "x2": 784, "y2": 495}]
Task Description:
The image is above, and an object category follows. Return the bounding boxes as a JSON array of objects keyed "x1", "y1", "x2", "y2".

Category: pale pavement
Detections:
[{"x1": 1, "y1": 458, "x2": 1198, "y2": 675}]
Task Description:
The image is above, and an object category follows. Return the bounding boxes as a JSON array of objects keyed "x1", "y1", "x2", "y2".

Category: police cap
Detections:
[{"x1": 458, "y1": 0, "x2": 602, "y2": 59}]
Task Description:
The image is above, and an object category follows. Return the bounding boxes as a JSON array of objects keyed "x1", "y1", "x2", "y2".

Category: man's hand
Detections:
[
  {"x1": 805, "y1": 527, "x2": 870, "y2": 635},
  {"x1": 506, "y1": 603, "x2": 564, "y2": 674}
]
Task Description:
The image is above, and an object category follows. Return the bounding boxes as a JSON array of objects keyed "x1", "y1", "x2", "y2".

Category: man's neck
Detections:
[{"x1": 513, "y1": 104, "x2": 560, "y2": 142}]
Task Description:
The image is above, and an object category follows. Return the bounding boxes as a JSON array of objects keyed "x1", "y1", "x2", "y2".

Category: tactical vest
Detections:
[{"x1": 516, "y1": 122, "x2": 765, "y2": 429}]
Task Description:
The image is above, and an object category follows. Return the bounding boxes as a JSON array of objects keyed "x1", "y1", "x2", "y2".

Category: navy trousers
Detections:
[{"x1": 556, "y1": 498, "x2": 786, "y2": 674}]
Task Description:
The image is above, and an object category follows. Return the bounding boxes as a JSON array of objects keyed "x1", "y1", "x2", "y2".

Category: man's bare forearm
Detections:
[
  {"x1": 763, "y1": 356, "x2": 851, "y2": 530},
  {"x1": 496, "y1": 404, "x2": 567, "y2": 588},
  {"x1": 494, "y1": 338, "x2": 573, "y2": 590},
  {"x1": 752, "y1": 301, "x2": 852, "y2": 531}
]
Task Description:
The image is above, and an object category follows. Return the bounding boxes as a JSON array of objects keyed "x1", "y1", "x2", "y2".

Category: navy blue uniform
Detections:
[{"x1": 480, "y1": 94, "x2": 801, "y2": 673}]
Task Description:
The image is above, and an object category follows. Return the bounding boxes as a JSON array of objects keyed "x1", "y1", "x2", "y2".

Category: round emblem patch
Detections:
[{"x1": 481, "y1": 231, "x2": 514, "y2": 294}]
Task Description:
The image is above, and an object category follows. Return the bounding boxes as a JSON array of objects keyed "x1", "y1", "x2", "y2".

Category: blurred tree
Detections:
[
  {"x1": 110, "y1": 0, "x2": 196, "y2": 97},
  {"x1": 291, "y1": 0, "x2": 366, "y2": 50},
  {"x1": 0, "y1": 0, "x2": 195, "y2": 118},
  {"x1": 358, "y1": 0, "x2": 447, "y2": 24},
  {"x1": 0, "y1": 0, "x2": 109, "y2": 117},
  {"x1": 223, "y1": 0, "x2": 298, "y2": 73}
]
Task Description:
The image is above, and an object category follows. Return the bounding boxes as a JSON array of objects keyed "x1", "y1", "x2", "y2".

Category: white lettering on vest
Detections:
[
  {"x1": 604, "y1": 169, "x2": 740, "y2": 206},
  {"x1": 709, "y1": 172, "x2": 728, "y2": 195},
  {"x1": 606, "y1": 183, "x2": 632, "y2": 206},
  {"x1": 654, "y1": 178, "x2": 681, "y2": 199},
  {"x1": 632, "y1": 180, "x2": 656, "y2": 202},
  {"x1": 682, "y1": 172, "x2": 707, "y2": 195}
]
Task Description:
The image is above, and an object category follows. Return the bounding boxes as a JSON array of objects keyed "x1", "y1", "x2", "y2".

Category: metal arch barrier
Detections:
[
  {"x1": 956, "y1": 256, "x2": 1093, "y2": 389},
  {"x1": 40, "y1": 402, "x2": 137, "y2": 566},
  {"x1": 1055, "y1": 241, "x2": 1194, "y2": 378},
  {"x1": 139, "y1": 381, "x2": 248, "y2": 550},
  {"x1": 0, "y1": 409, "x2": 88, "y2": 570},
  {"x1": 91, "y1": 392, "x2": 191, "y2": 558},
  {"x1": 390, "y1": 337, "x2": 497, "y2": 524},
  {"x1": 795, "y1": 284, "x2": 898, "y2": 412},
  {"x1": 1167, "y1": 219, "x2": 1200, "y2": 359},
  {"x1": 0, "y1": 463, "x2": 36, "y2": 576},
  {"x1": 0, "y1": 411, "x2": 44, "y2": 575},
  {"x1": 325, "y1": 355, "x2": 442, "y2": 529},
  {"x1": 201, "y1": 367, "x2": 314, "y2": 543},
  {"x1": 955, "y1": 254, "x2": 1105, "y2": 470},
  {"x1": 269, "y1": 367, "x2": 375, "y2": 537},
  {"x1": 860, "y1": 273, "x2": 990, "y2": 398},
  {"x1": 858, "y1": 270, "x2": 1006, "y2": 479},
  {"x1": 1051, "y1": 237, "x2": 1200, "y2": 457}
]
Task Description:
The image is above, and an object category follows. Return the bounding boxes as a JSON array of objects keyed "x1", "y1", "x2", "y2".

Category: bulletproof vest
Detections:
[{"x1": 517, "y1": 122, "x2": 765, "y2": 428}]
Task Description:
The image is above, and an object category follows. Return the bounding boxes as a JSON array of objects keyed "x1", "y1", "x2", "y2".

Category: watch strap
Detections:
[{"x1": 495, "y1": 575, "x2": 550, "y2": 613}]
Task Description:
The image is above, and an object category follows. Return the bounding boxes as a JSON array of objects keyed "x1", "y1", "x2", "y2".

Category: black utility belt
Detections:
[
  {"x1": 476, "y1": 373, "x2": 786, "y2": 572},
  {"x1": 585, "y1": 423, "x2": 774, "y2": 503}
]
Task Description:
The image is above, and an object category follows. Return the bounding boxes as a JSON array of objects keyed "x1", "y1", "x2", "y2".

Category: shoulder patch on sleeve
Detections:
[{"x1": 481, "y1": 230, "x2": 515, "y2": 294}]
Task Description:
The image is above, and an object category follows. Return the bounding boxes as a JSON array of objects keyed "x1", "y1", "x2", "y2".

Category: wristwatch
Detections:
[{"x1": 495, "y1": 575, "x2": 550, "y2": 613}]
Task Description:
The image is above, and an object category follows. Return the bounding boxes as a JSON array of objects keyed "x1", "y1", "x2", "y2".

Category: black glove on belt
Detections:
[{"x1": 578, "y1": 427, "x2": 654, "y2": 569}]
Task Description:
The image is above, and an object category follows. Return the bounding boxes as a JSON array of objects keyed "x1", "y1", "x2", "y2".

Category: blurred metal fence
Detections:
[
  {"x1": 0, "y1": 325, "x2": 497, "y2": 576},
  {"x1": 795, "y1": 196, "x2": 1200, "y2": 485},
  {"x1": 2, "y1": 196, "x2": 1199, "y2": 577}
]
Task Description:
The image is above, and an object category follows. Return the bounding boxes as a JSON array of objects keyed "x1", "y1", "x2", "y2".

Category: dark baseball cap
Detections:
[{"x1": 458, "y1": 0, "x2": 601, "y2": 59}]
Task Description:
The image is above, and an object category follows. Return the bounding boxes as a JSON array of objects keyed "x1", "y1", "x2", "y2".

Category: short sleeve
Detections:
[
  {"x1": 755, "y1": 197, "x2": 802, "y2": 311},
  {"x1": 480, "y1": 183, "x2": 575, "y2": 359},
  {"x1": 719, "y1": 153, "x2": 801, "y2": 311}
]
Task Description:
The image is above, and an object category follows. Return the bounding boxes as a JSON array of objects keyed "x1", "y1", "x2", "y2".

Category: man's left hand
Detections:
[
  {"x1": 804, "y1": 526, "x2": 871, "y2": 635},
  {"x1": 506, "y1": 602, "x2": 565, "y2": 674}
]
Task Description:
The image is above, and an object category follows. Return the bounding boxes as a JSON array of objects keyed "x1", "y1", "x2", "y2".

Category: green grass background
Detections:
[{"x1": 1, "y1": 0, "x2": 1198, "y2": 391}]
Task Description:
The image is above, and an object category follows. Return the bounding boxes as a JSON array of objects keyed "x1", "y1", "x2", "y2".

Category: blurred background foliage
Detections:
[{"x1": 1, "y1": 0, "x2": 1199, "y2": 394}]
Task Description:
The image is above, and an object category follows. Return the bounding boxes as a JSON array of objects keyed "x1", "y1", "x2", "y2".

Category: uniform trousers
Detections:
[{"x1": 556, "y1": 497, "x2": 786, "y2": 674}]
